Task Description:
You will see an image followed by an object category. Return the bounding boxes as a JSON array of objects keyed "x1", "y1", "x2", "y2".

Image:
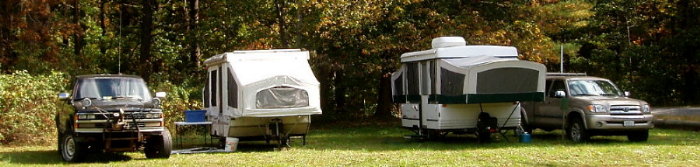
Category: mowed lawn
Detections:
[{"x1": 2, "y1": 125, "x2": 700, "y2": 166}]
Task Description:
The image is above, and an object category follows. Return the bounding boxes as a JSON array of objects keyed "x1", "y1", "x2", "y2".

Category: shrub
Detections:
[
  {"x1": 150, "y1": 80, "x2": 203, "y2": 133},
  {"x1": 0, "y1": 71, "x2": 69, "y2": 144}
]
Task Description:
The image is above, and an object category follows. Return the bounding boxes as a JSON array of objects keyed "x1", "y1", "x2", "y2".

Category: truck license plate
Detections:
[{"x1": 623, "y1": 121, "x2": 634, "y2": 127}]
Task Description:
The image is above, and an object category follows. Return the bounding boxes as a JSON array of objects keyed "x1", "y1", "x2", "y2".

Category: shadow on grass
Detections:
[
  {"x1": 293, "y1": 127, "x2": 700, "y2": 152},
  {"x1": 0, "y1": 149, "x2": 133, "y2": 165}
]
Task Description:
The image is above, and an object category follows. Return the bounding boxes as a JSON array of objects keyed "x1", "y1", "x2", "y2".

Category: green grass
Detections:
[{"x1": 2, "y1": 126, "x2": 700, "y2": 166}]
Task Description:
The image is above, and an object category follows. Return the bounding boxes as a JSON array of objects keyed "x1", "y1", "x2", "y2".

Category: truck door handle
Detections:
[{"x1": 412, "y1": 105, "x2": 419, "y2": 111}]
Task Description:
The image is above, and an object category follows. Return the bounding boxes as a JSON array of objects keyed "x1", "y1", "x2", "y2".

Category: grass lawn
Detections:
[{"x1": 2, "y1": 125, "x2": 700, "y2": 166}]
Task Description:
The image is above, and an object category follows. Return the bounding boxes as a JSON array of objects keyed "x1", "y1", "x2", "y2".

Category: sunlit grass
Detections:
[{"x1": 2, "y1": 126, "x2": 700, "y2": 166}]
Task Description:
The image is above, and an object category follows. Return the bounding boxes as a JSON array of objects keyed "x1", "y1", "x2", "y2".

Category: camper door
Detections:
[{"x1": 206, "y1": 66, "x2": 222, "y2": 117}]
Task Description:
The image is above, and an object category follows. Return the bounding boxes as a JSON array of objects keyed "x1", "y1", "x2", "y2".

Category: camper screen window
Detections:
[
  {"x1": 406, "y1": 62, "x2": 419, "y2": 96},
  {"x1": 393, "y1": 74, "x2": 403, "y2": 96},
  {"x1": 211, "y1": 70, "x2": 217, "y2": 106},
  {"x1": 430, "y1": 61, "x2": 436, "y2": 95},
  {"x1": 440, "y1": 68, "x2": 464, "y2": 96},
  {"x1": 227, "y1": 70, "x2": 238, "y2": 108},
  {"x1": 421, "y1": 62, "x2": 429, "y2": 95},
  {"x1": 204, "y1": 77, "x2": 210, "y2": 107}
]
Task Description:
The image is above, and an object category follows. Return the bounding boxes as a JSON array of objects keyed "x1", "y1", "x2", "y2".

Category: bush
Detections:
[
  {"x1": 0, "y1": 71, "x2": 69, "y2": 144},
  {"x1": 150, "y1": 80, "x2": 203, "y2": 133}
]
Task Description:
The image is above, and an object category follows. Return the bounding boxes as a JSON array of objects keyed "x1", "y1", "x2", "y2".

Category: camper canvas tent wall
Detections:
[
  {"x1": 391, "y1": 37, "x2": 546, "y2": 141},
  {"x1": 203, "y1": 49, "x2": 322, "y2": 147}
]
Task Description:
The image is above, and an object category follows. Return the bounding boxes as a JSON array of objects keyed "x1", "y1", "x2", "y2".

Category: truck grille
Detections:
[{"x1": 609, "y1": 105, "x2": 641, "y2": 115}]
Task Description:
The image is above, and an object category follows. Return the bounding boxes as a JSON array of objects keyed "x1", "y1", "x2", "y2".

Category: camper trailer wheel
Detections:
[
  {"x1": 218, "y1": 137, "x2": 227, "y2": 148},
  {"x1": 425, "y1": 130, "x2": 448, "y2": 140},
  {"x1": 276, "y1": 136, "x2": 290, "y2": 148},
  {"x1": 476, "y1": 130, "x2": 492, "y2": 143}
]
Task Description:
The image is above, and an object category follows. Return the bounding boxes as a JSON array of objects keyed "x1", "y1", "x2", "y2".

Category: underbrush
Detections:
[{"x1": 0, "y1": 71, "x2": 68, "y2": 145}]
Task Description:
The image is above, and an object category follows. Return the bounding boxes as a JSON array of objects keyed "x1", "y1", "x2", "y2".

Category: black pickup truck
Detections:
[{"x1": 55, "y1": 74, "x2": 171, "y2": 162}]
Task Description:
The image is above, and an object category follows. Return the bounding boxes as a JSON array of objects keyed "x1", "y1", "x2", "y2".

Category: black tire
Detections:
[
  {"x1": 476, "y1": 130, "x2": 492, "y2": 143},
  {"x1": 145, "y1": 129, "x2": 172, "y2": 159},
  {"x1": 60, "y1": 134, "x2": 85, "y2": 162},
  {"x1": 566, "y1": 118, "x2": 589, "y2": 142},
  {"x1": 628, "y1": 130, "x2": 649, "y2": 142},
  {"x1": 424, "y1": 130, "x2": 448, "y2": 140}
]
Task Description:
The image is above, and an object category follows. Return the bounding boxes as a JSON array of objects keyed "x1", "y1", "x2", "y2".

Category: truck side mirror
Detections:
[
  {"x1": 624, "y1": 91, "x2": 630, "y2": 97},
  {"x1": 155, "y1": 92, "x2": 167, "y2": 98},
  {"x1": 554, "y1": 91, "x2": 566, "y2": 98},
  {"x1": 58, "y1": 93, "x2": 70, "y2": 100}
]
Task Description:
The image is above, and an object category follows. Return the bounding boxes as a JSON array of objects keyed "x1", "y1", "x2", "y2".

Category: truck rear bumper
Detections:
[{"x1": 586, "y1": 114, "x2": 654, "y2": 130}]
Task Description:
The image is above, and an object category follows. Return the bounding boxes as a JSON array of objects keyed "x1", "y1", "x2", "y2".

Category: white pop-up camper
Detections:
[
  {"x1": 391, "y1": 37, "x2": 546, "y2": 141},
  {"x1": 203, "y1": 49, "x2": 322, "y2": 146}
]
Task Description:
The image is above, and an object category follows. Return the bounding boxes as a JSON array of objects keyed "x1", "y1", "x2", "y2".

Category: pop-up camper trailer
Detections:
[
  {"x1": 203, "y1": 49, "x2": 322, "y2": 146},
  {"x1": 391, "y1": 37, "x2": 546, "y2": 141}
]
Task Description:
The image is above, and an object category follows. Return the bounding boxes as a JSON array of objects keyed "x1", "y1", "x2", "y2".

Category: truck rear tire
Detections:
[
  {"x1": 627, "y1": 130, "x2": 649, "y2": 142},
  {"x1": 567, "y1": 118, "x2": 589, "y2": 142},
  {"x1": 60, "y1": 134, "x2": 85, "y2": 162},
  {"x1": 145, "y1": 129, "x2": 172, "y2": 159}
]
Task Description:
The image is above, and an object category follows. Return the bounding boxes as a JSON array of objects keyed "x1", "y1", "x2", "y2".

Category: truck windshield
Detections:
[
  {"x1": 567, "y1": 80, "x2": 622, "y2": 97},
  {"x1": 75, "y1": 78, "x2": 152, "y2": 100}
]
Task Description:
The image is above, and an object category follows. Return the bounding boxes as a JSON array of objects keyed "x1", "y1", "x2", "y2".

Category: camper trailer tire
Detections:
[
  {"x1": 475, "y1": 130, "x2": 492, "y2": 143},
  {"x1": 145, "y1": 129, "x2": 172, "y2": 159},
  {"x1": 425, "y1": 130, "x2": 448, "y2": 140}
]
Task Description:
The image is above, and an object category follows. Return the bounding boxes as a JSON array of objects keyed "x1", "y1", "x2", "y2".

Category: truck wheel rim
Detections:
[
  {"x1": 63, "y1": 136, "x2": 75, "y2": 159},
  {"x1": 571, "y1": 123, "x2": 581, "y2": 141}
]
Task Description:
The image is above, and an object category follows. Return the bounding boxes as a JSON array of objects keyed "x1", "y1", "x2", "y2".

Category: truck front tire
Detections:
[
  {"x1": 145, "y1": 129, "x2": 172, "y2": 159},
  {"x1": 627, "y1": 130, "x2": 649, "y2": 142},
  {"x1": 60, "y1": 134, "x2": 85, "y2": 162},
  {"x1": 567, "y1": 118, "x2": 589, "y2": 142}
]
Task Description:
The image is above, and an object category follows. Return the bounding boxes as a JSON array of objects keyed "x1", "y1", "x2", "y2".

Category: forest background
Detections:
[{"x1": 1, "y1": 0, "x2": 699, "y2": 144}]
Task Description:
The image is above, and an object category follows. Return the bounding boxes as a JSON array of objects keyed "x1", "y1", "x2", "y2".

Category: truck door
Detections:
[{"x1": 536, "y1": 79, "x2": 567, "y2": 128}]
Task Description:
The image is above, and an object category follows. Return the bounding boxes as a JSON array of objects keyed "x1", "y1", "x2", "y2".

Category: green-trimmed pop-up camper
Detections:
[{"x1": 391, "y1": 37, "x2": 546, "y2": 141}]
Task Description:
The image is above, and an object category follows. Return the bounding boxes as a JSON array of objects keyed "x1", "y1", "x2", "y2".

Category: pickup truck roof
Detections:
[
  {"x1": 546, "y1": 73, "x2": 608, "y2": 81},
  {"x1": 76, "y1": 74, "x2": 142, "y2": 79}
]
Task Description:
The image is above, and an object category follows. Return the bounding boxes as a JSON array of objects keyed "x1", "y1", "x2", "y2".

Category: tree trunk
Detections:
[
  {"x1": 188, "y1": 0, "x2": 200, "y2": 68},
  {"x1": 274, "y1": 0, "x2": 288, "y2": 48},
  {"x1": 73, "y1": 0, "x2": 85, "y2": 58},
  {"x1": 99, "y1": 0, "x2": 107, "y2": 55},
  {"x1": 140, "y1": 0, "x2": 155, "y2": 79},
  {"x1": 374, "y1": 72, "x2": 395, "y2": 119},
  {"x1": 334, "y1": 68, "x2": 346, "y2": 114}
]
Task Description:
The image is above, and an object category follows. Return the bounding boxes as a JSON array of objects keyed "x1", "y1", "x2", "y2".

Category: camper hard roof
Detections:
[
  {"x1": 203, "y1": 49, "x2": 319, "y2": 86},
  {"x1": 203, "y1": 49, "x2": 309, "y2": 66},
  {"x1": 400, "y1": 37, "x2": 518, "y2": 63}
]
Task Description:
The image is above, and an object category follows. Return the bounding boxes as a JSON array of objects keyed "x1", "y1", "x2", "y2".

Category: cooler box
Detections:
[{"x1": 184, "y1": 110, "x2": 207, "y2": 122}]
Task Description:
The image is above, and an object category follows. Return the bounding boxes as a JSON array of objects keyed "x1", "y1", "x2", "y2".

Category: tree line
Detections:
[{"x1": 1, "y1": 0, "x2": 699, "y2": 119}]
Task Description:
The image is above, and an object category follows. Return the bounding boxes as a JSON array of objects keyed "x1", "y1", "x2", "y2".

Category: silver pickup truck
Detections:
[{"x1": 521, "y1": 73, "x2": 653, "y2": 142}]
